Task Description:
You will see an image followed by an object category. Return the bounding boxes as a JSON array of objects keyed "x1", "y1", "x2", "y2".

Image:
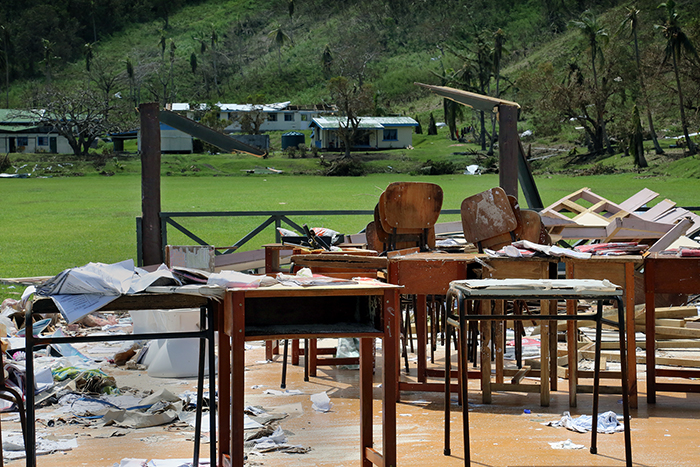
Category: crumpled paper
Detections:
[{"x1": 544, "y1": 411, "x2": 624, "y2": 434}]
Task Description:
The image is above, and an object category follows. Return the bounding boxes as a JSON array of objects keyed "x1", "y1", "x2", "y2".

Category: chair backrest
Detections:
[
  {"x1": 461, "y1": 187, "x2": 518, "y2": 246},
  {"x1": 377, "y1": 182, "x2": 443, "y2": 233}
]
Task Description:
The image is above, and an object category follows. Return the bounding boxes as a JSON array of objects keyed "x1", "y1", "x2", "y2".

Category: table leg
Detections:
[
  {"x1": 382, "y1": 288, "x2": 398, "y2": 466},
  {"x1": 539, "y1": 299, "x2": 551, "y2": 407},
  {"x1": 645, "y1": 263, "x2": 657, "y2": 404},
  {"x1": 624, "y1": 263, "x2": 638, "y2": 408},
  {"x1": 231, "y1": 290, "x2": 246, "y2": 467},
  {"x1": 480, "y1": 300, "x2": 492, "y2": 404},
  {"x1": 416, "y1": 294, "x2": 428, "y2": 383},
  {"x1": 217, "y1": 300, "x2": 231, "y2": 467},
  {"x1": 494, "y1": 300, "x2": 504, "y2": 385},
  {"x1": 360, "y1": 337, "x2": 374, "y2": 467}
]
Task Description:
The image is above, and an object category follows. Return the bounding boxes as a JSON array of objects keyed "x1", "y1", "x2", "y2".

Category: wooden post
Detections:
[
  {"x1": 498, "y1": 104, "x2": 519, "y2": 199},
  {"x1": 140, "y1": 102, "x2": 163, "y2": 266}
]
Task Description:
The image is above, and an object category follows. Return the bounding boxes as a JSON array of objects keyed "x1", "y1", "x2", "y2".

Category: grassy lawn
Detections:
[{"x1": 3, "y1": 170, "x2": 699, "y2": 283}]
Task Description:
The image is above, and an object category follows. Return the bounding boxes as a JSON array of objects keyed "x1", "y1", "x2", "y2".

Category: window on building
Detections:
[
  {"x1": 300, "y1": 114, "x2": 308, "y2": 121},
  {"x1": 268, "y1": 113, "x2": 278, "y2": 121},
  {"x1": 383, "y1": 129, "x2": 398, "y2": 141},
  {"x1": 17, "y1": 136, "x2": 28, "y2": 146},
  {"x1": 38, "y1": 137, "x2": 49, "y2": 146},
  {"x1": 284, "y1": 113, "x2": 294, "y2": 122}
]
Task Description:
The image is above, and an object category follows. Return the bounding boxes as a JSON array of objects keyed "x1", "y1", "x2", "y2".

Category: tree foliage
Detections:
[
  {"x1": 25, "y1": 85, "x2": 135, "y2": 156},
  {"x1": 327, "y1": 76, "x2": 374, "y2": 158}
]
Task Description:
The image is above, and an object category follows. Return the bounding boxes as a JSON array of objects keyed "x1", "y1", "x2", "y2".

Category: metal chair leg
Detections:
[{"x1": 280, "y1": 339, "x2": 289, "y2": 389}]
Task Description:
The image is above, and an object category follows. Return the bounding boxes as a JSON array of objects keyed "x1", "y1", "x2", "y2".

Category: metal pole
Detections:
[{"x1": 140, "y1": 102, "x2": 163, "y2": 266}]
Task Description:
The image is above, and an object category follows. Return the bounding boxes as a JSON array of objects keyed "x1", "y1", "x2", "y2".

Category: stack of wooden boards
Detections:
[{"x1": 539, "y1": 187, "x2": 700, "y2": 250}]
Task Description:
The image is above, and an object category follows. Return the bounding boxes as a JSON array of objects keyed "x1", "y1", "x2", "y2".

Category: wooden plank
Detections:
[
  {"x1": 618, "y1": 188, "x2": 659, "y2": 213},
  {"x1": 511, "y1": 366, "x2": 530, "y2": 384},
  {"x1": 635, "y1": 306, "x2": 699, "y2": 321},
  {"x1": 641, "y1": 199, "x2": 676, "y2": 220},
  {"x1": 647, "y1": 217, "x2": 693, "y2": 253}
]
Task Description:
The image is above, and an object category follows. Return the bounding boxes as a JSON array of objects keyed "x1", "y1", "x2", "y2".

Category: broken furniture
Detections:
[
  {"x1": 25, "y1": 290, "x2": 217, "y2": 467},
  {"x1": 563, "y1": 255, "x2": 643, "y2": 409},
  {"x1": 387, "y1": 250, "x2": 484, "y2": 394},
  {"x1": 216, "y1": 282, "x2": 400, "y2": 467},
  {"x1": 539, "y1": 187, "x2": 692, "y2": 246},
  {"x1": 480, "y1": 256, "x2": 559, "y2": 406},
  {"x1": 645, "y1": 254, "x2": 700, "y2": 403},
  {"x1": 461, "y1": 187, "x2": 520, "y2": 252},
  {"x1": 444, "y1": 279, "x2": 632, "y2": 467}
]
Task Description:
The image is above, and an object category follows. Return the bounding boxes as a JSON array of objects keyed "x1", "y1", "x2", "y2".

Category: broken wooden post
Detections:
[
  {"x1": 498, "y1": 104, "x2": 519, "y2": 199},
  {"x1": 140, "y1": 102, "x2": 163, "y2": 266}
]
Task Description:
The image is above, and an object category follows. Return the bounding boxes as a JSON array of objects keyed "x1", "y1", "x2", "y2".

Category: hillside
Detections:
[{"x1": 2, "y1": 0, "x2": 699, "y2": 169}]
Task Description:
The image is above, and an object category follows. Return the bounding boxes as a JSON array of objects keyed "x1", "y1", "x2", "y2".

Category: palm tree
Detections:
[
  {"x1": 268, "y1": 25, "x2": 291, "y2": 74},
  {"x1": 656, "y1": 0, "x2": 698, "y2": 155},
  {"x1": 570, "y1": 11, "x2": 613, "y2": 154},
  {"x1": 570, "y1": 11, "x2": 608, "y2": 89},
  {"x1": 619, "y1": 6, "x2": 664, "y2": 154}
]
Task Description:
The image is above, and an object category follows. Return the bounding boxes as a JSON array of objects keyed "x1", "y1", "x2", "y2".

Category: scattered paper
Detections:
[
  {"x1": 549, "y1": 439, "x2": 585, "y2": 450},
  {"x1": 310, "y1": 391, "x2": 332, "y2": 413},
  {"x1": 263, "y1": 389, "x2": 304, "y2": 396}
]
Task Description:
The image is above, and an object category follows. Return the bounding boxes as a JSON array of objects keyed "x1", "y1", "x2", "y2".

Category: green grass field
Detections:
[{"x1": 3, "y1": 171, "x2": 699, "y2": 284}]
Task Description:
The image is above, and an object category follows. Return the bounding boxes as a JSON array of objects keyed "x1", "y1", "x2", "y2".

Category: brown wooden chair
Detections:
[{"x1": 376, "y1": 182, "x2": 443, "y2": 252}]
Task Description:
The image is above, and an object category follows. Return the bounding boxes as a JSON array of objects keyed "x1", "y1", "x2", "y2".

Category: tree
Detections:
[
  {"x1": 656, "y1": 0, "x2": 698, "y2": 155},
  {"x1": 26, "y1": 85, "x2": 134, "y2": 156},
  {"x1": 629, "y1": 104, "x2": 648, "y2": 168},
  {"x1": 268, "y1": 24, "x2": 291, "y2": 74},
  {"x1": 569, "y1": 11, "x2": 614, "y2": 154},
  {"x1": 428, "y1": 112, "x2": 438, "y2": 135},
  {"x1": 234, "y1": 93, "x2": 267, "y2": 135},
  {"x1": 1, "y1": 24, "x2": 10, "y2": 108},
  {"x1": 327, "y1": 76, "x2": 374, "y2": 159},
  {"x1": 619, "y1": 6, "x2": 664, "y2": 154}
]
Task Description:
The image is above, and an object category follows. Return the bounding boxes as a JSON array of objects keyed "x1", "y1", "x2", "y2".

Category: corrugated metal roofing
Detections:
[
  {"x1": 0, "y1": 109, "x2": 38, "y2": 124},
  {"x1": 310, "y1": 116, "x2": 418, "y2": 130},
  {"x1": 0, "y1": 124, "x2": 39, "y2": 133}
]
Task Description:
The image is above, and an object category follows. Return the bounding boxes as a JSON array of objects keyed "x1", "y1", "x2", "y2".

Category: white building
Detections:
[
  {"x1": 169, "y1": 102, "x2": 335, "y2": 133},
  {"x1": 0, "y1": 109, "x2": 72, "y2": 154},
  {"x1": 309, "y1": 116, "x2": 418, "y2": 150}
]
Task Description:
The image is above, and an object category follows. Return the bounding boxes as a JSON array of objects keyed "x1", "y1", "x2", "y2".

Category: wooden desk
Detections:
[
  {"x1": 217, "y1": 283, "x2": 400, "y2": 467},
  {"x1": 481, "y1": 257, "x2": 559, "y2": 406},
  {"x1": 645, "y1": 254, "x2": 700, "y2": 403},
  {"x1": 387, "y1": 251, "x2": 483, "y2": 393},
  {"x1": 563, "y1": 255, "x2": 642, "y2": 408}
]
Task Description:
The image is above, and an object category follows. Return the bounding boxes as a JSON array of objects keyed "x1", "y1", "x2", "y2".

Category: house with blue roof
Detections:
[{"x1": 309, "y1": 116, "x2": 418, "y2": 150}]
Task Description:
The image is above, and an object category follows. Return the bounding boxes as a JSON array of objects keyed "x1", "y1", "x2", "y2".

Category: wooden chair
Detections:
[{"x1": 375, "y1": 182, "x2": 443, "y2": 252}]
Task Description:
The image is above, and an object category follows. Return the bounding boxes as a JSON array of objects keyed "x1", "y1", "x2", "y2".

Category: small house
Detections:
[
  {"x1": 309, "y1": 116, "x2": 418, "y2": 150},
  {"x1": 0, "y1": 109, "x2": 72, "y2": 154},
  {"x1": 137, "y1": 123, "x2": 193, "y2": 154}
]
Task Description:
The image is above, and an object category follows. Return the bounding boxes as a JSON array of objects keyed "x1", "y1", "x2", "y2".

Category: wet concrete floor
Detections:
[{"x1": 8, "y1": 339, "x2": 700, "y2": 466}]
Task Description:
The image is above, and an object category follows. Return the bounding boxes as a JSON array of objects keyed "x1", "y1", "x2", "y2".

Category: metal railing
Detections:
[{"x1": 136, "y1": 209, "x2": 462, "y2": 266}]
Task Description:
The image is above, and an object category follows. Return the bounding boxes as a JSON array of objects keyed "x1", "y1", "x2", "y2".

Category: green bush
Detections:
[{"x1": 325, "y1": 159, "x2": 367, "y2": 176}]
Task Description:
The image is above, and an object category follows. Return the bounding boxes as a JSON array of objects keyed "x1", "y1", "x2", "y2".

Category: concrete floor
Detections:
[{"x1": 7, "y1": 339, "x2": 700, "y2": 467}]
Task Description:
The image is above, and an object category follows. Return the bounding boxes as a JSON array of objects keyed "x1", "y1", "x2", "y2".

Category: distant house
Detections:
[
  {"x1": 168, "y1": 102, "x2": 335, "y2": 133},
  {"x1": 309, "y1": 116, "x2": 419, "y2": 150},
  {"x1": 0, "y1": 109, "x2": 72, "y2": 154}
]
